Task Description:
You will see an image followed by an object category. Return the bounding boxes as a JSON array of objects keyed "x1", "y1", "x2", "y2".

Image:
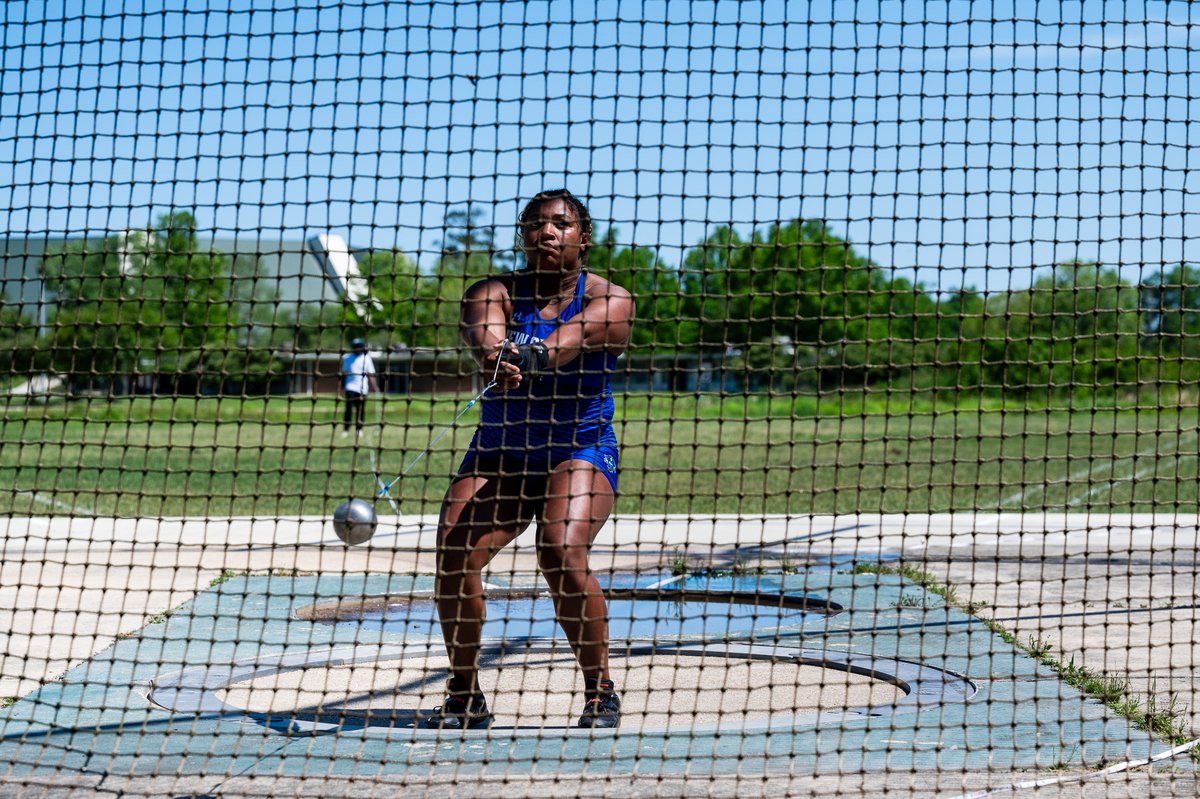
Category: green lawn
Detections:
[{"x1": 1, "y1": 394, "x2": 1198, "y2": 517}]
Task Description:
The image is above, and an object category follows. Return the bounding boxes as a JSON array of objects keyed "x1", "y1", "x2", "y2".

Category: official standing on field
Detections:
[{"x1": 340, "y1": 338, "x2": 378, "y2": 439}]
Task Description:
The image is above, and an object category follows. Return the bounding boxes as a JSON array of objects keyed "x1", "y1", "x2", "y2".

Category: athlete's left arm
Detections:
[{"x1": 542, "y1": 276, "x2": 634, "y2": 368}]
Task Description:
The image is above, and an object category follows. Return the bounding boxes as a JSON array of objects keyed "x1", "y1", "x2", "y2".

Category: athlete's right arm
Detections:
[{"x1": 461, "y1": 277, "x2": 521, "y2": 391}]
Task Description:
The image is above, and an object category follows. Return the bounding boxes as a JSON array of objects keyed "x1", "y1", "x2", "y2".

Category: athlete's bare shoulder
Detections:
[
  {"x1": 583, "y1": 272, "x2": 632, "y2": 303},
  {"x1": 463, "y1": 272, "x2": 515, "y2": 302},
  {"x1": 462, "y1": 273, "x2": 518, "y2": 328}
]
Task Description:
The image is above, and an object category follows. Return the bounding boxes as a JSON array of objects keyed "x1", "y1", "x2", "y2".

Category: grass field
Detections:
[{"x1": 1, "y1": 393, "x2": 1198, "y2": 517}]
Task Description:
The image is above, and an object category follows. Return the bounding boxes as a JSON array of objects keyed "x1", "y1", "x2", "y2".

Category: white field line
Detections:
[
  {"x1": 1063, "y1": 431, "x2": 1198, "y2": 507},
  {"x1": 1067, "y1": 452, "x2": 1199, "y2": 507},
  {"x1": 1001, "y1": 431, "x2": 1197, "y2": 508},
  {"x1": 946, "y1": 736, "x2": 1200, "y2": 799},
  {"x1": 17, "y1": 490, "x2": 81, "y2": 513}
]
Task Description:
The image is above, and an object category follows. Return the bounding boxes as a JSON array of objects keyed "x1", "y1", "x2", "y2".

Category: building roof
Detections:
[{"x1": 0, "y1": 235, "x2": 346, "y2": 318}]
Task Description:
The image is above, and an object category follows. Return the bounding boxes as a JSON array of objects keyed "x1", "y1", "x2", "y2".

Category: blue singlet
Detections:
[{"x1": 459, "y1": 270, "x2": 620, "y2": 491}]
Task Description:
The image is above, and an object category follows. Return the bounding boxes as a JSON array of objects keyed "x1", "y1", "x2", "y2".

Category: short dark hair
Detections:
[{"x1": 516, "y1": 188, "x2": 594, "y2": 264}]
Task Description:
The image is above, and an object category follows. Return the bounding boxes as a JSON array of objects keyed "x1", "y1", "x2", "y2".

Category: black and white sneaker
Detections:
[
  {"x1": 420, "y1": 690, "x2": 492, "y2": 730},
  {"x1": 577, "y1": 678, "x2": 621, "y2": 729}
]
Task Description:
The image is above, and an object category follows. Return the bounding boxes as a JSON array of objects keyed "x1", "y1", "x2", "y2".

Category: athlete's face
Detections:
[{"x1": 522, "y1": 198, "x2": 587, "y2": 273}]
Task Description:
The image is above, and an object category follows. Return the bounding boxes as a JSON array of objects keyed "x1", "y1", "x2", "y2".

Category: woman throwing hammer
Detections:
[{"x1": 423, "y1": 188, "x2": 633, "y2": 730}]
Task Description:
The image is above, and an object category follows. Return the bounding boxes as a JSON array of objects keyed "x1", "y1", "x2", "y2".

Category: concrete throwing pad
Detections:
[
  {"x1": 0, "y1": 568, "x2": 1190, "y2": 789},
  {"x1": 169, "y1": 642, "x2": 920, "y2": 735},
  {"x1": 217, "y1": 648, "x2": 905, "y2": 730}
]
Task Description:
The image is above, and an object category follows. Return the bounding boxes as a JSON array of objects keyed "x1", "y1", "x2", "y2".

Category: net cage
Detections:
[{"x1": 1, "y1": 1, "x2": 1199, "y2": 797}]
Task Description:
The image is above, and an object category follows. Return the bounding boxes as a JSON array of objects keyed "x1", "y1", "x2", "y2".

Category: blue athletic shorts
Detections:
[{"x1": 457, "y1": 443, "x2": 620, "y2": 493}]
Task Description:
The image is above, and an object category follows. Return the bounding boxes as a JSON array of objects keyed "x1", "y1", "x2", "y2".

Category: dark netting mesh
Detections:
[{"x1": 1, "y1": 2, "x2": 1199, "y2": 797}]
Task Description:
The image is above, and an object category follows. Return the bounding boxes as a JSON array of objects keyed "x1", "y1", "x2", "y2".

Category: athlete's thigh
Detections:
[
  {"x1": 538, "y1": 459, "x2": 616, "y2": 547},
  {"x1": 440, "y1": 471, "x2": 535, "y2": 556}
]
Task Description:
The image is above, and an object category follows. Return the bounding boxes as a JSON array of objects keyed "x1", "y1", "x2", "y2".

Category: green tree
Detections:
[
  {"x1": 679, "y1": 220, "x2": 885, "y2": 388},
  {"x1": 929, "y1": 289, "x2": 987, "y2": 390},
  {"x1": 294, "y1": 301, "x2": 357, "y2": 352},
  {"x1": 982, "y1": 262, "x2": 1139, "y2": 394},
  {"x1": 420, "y1": 205, "x2": 509, "y2": 349},
  {"x1": 1138, "y1": 263, "x2": 1200, "y2": 386},
  {"x1": 355, "y1": 248, "x2": 432, "y2": 347},
  {"x1": 589, "y1": 228, "x2": 684, "y2": 350},
  {"x1": 861, "y1": 273, "x2": 942, "y2": 387},
  {"x1": 439, "y1": 205, "x2": 512, "y2": 279},
  {"x1": 679, "y1": 225, "x2": 747, "y2": 350},
  {"x1": 0, "y1": 305, "x2": 48, "y2": 378},
  {"x1": 41, "y1": 232, "x2": 143, "y2": 387},
  {"x1": 1140, "y1": 264, "x2": 1200, "y2": 350},
  {"x1": 42, "y1": 211, "x2": 236, "y2": 393},
  {"x1": 139, "y1": 211, "x2": 234, "y2": 378}
]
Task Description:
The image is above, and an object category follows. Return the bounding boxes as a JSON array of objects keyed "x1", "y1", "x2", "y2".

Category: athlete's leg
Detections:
[
  {"x1": 536, "y1": 459, "x2": 616, "y2": 684},
  {"x1": 435, "y1": 470, "x2": 533, "y2": 690},
  {"x1": 353, "y1": 394, "x2": 367, "y2": 432}
]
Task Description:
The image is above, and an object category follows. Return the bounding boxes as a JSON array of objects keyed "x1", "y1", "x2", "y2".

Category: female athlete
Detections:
[{"x1": 424, "y1": 188, "x2": 633, "y2": 730}]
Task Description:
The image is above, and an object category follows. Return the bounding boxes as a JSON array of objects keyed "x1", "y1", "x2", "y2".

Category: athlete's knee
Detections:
[
  {"x1": 536, "y1": 534, "x2": 591, "y2": 575},
  {"x1": 435, "y1": 539, "x2": 492, "y2": 590},
  {"x1": 435, "y1": 522, "x2": 478, "y2": 574}
]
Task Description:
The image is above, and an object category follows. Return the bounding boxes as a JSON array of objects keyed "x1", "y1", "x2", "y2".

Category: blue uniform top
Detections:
[{"x1": 473, "y1": 270, "x2": 618, "y2": 461}]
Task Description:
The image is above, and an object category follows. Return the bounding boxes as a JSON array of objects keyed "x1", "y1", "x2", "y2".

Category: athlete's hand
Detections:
[
  {"x1": 498, "y1": 341, "x2": 549, "y2": 381},
  {"x1": 484, "y1": 342, "x2": 523, "y2": 392}
]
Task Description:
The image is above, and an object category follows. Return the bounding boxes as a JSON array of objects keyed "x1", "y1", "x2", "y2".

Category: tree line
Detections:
[{"x1": 4, "y1": 208, "x2": 1200, "y2": 397}]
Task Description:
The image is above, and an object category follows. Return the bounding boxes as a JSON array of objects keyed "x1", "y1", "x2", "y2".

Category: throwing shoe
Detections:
[
  {"x1": 420, "y1": 690, "x2": 492, "y2": 730},
  {"x1": 577, "y1": 678, "x2": 621, "y2": 729}
]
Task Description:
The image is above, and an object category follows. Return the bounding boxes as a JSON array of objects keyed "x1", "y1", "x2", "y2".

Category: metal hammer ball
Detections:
[{"x1": 332, "y1": 498, "x2": 378, "y2": 546}]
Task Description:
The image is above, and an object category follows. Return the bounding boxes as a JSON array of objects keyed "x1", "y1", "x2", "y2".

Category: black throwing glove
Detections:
[{"x1": 499, "y1": 341, "x2": 550, "y2": 380}]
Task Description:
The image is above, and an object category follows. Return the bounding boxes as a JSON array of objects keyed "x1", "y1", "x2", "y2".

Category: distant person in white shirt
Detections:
[{"x1": 340, "y1": 338, "x2": 378, "y2": 439}]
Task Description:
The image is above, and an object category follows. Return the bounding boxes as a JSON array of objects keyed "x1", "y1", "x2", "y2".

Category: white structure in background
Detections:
[
  {"x1": 309, "y1": 233, "x2": 380, "y2": 314},
  {"x1": 118, "y1": 228, "x2": 152, "y2": 276},
  {"x1": 8, "y1": 373, "x2": 64, "y2": 399}
]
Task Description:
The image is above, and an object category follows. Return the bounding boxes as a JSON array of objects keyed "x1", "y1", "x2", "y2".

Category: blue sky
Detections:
[{"x1": 2, "y1": 0, "x2": 1199, "y2": 292}]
